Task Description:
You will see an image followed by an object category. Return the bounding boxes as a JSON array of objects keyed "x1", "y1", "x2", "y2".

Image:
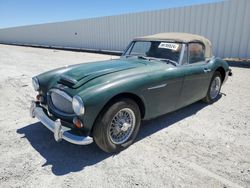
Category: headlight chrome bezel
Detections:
[
  {"x1": 32, "y1": 77, "x2": 40, "y2": 91},
  {"x1": 72, "y1": 95, "x2": 85, "y2": 115}
]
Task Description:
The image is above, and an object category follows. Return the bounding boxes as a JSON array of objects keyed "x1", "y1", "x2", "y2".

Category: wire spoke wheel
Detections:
[
  {"x1": 109, "y1": 108, "x2": 136, "y2": 145},
  {"x1": 210, "y1": 76, "x2": 221, "y2": 99},
  {"x1": 93, "y1": 98, "x2": 141, "y2": 153}
]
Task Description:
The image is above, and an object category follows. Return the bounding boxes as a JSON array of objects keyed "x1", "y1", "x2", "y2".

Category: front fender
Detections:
[{"x1": 78, "y1": 75, "x2": 149, "y2": 132}]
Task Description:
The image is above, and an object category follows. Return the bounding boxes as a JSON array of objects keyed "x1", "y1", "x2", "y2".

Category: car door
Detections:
[
  {"x1": 177, "y1": 42, "x2": 213, "y2": 108},
  {"x1": 143, "y1": 64, "x2": 185, "y2": 119}
]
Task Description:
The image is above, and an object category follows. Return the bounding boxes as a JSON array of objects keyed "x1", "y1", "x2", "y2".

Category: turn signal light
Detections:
[{"x1": 73, "y1": 117, "x2": 83, "y2": 128}]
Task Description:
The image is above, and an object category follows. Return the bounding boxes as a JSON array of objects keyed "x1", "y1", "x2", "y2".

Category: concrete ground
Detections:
[{"x1": 0, "y1": 44, "x2": 249, "y2": 188}]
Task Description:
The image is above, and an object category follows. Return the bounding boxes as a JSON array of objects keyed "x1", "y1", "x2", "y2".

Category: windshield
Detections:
[{"x1": 124, "y1": 41, "x2": 182, "y2": 63}]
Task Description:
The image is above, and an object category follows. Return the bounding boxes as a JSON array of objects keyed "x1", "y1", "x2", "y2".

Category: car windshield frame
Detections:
[{"x1": 122, "y1": 40, "x2": 185, "y2": 65}]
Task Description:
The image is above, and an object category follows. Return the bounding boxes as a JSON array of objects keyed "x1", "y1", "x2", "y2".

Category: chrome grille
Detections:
[{"x1": 50, "y1": 89, "x2": 74, "y2": 114}]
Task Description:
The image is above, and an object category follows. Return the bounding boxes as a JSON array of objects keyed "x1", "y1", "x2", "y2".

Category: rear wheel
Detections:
[
  {"x1": 93, "y1": 98, "x2": 141, "y2": 153},
  {"x1": 203, "y1": 71, "x2": 222, "y2": 103}
]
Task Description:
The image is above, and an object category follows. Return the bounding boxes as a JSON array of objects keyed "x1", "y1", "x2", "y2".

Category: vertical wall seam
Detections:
[
  {"x1": 229, "y1": 0, "x2": 240, "y2": 57},
  {"x1": 238, "y1": 0, "x2": 247, "y2": 57}
]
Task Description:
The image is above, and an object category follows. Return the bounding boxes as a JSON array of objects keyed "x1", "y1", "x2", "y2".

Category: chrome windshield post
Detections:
[{"x1": 178, "y1": 43, "x2": 187, "y2": 66}]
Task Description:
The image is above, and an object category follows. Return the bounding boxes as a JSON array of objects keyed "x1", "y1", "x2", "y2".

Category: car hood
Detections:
[{"x1": 57, "y1": 59, "x2": 146, "y2": 88}]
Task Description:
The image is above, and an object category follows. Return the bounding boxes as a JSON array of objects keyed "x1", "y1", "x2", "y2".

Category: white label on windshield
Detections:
[{"x1": 158, "y1": 42, "x2": 179, "y2": 51}]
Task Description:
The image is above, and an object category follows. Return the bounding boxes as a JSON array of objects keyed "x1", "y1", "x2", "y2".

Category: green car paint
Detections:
[{"x1": 35, "y1": 55, "x2": 230, "y2": 135}]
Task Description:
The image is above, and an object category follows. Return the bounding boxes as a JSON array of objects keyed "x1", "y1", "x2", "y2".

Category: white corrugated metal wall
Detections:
[{"x1": 0, "y1": 0, "x2": 249, "y2": 58}]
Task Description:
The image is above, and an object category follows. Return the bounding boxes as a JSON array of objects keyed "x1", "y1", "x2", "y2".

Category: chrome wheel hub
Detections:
[
  {"x1": 120, "y1": 122, "x2": 131, "y2": 132},
  {"x1": 210, "y1": 76, "x2": 221, "y2": 99},
  {"x1": 109, "y1": 108, "x2": 136, "y2": 145}
]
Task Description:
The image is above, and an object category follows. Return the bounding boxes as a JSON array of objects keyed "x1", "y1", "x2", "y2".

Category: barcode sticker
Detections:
[{"x1": 158, "y1": 42, "x2": 179, "y2": 51}]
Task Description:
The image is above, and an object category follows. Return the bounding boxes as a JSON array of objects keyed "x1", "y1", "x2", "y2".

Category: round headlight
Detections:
[
  {"x1": 72, "y1": 96, "x2": 85, "y2": 115},
  {"x1": 32, "y1": 77, "x2": 40, "y2": 91}
]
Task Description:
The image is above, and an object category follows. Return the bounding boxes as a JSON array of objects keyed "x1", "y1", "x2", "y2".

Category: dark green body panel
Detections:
[{"x1": 36, "y1": 57, "x2": 229, "y2": 134}]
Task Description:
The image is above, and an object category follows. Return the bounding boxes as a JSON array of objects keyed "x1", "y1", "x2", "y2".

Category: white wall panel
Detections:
[{"x1": 0, "y1": 0, "x2": 249, "y2": 58}]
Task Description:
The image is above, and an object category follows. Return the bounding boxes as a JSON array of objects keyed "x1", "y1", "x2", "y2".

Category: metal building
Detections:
[{"x1": 0, "y1": 0, "x2": 249, "y2": 58}]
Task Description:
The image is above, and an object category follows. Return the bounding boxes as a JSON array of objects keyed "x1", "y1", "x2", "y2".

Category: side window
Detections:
[{"x1": 188, "y1": 43, "x2": 205, "y2": 64}]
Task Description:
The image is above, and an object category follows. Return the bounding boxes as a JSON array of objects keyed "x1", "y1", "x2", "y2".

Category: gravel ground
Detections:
[{"x1": 0, "y1": 44, "x2": 249, "y2": 188}]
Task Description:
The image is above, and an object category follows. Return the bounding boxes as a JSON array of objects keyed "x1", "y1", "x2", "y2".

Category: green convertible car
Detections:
[{"x1": 30, "y1": 33, "x2": 232, "y2": 152}]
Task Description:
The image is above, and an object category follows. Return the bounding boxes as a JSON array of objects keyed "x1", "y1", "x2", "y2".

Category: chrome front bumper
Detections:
[{"x1": 30, "y1": 101, "x2": 93, "y2": 145}]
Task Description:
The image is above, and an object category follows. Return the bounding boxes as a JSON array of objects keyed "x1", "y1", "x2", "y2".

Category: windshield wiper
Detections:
[
  {"x1": 137, "y1": 55, "x2": 151, "y2": 60},
  {"x1": 137, "y1": 55, "x2": 178, "y2": 66},
  {"x1": 159, "y1": 59, "x2": 178, "y2": 66},
  {"x1": 138, "y1": 55, "x2": 162, "y2": 62}
]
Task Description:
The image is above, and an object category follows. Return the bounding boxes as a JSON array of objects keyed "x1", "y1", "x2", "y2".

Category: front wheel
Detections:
[
  {"x1": 203, "y1": 71, "x2": 222, "y2": 103},
  {"x1": 93, "y1": 98, "x2": 141, "y2": 153}
]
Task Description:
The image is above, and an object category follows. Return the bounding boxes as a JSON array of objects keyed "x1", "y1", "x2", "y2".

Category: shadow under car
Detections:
[{"x1": 17, "y1": 99, "x2": 215, "y2": 176}]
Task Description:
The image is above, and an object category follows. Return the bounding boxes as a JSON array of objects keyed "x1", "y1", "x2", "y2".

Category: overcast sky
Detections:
[{"x1": 0, "y1": 0, "x2": 222, "y2": 29}]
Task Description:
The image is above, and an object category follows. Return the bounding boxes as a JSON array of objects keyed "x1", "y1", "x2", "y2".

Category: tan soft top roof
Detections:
[{"x1": 135, "y1": 32, "x2": 212, "y2": 58}]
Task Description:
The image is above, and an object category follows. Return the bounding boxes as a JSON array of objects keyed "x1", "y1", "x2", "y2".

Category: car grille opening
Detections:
[{"x1": 50, "y1": 90, "x2": 74, "y2": 114}]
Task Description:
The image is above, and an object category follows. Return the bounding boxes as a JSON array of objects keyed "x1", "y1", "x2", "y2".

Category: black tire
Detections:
[
  {"x1": 93, "y1": 98, "x2": 141, "y2": 153},
  {"x1": 203, "y1": 71, "x2": 222, "y2": 103}
]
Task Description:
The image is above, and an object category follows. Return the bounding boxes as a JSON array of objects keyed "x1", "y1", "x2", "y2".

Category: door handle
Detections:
[{"x1": 203, "y1": 68, "x2": 211, "y2": 73}]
